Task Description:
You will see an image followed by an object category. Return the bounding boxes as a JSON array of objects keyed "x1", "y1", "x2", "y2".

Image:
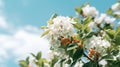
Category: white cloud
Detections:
[
  {"x1": 0, "y1": 0, "x2": 9, "y2": 29},
  {"x1": 0, "y1": 16, "x2": 8, "y2": 29},
  {"x1": 0, "y1": 0, "x2": 49, "y2": 66},
  {"x1": 0, "y1": 25, "x2": 49, "y2": 60}
]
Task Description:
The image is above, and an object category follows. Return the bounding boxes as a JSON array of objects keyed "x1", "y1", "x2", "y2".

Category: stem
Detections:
[
  {"x1": 96, "y1": 57, "x2": 99, "y2": 67},
  {"x1": 60, "y1": 62, "x2": 63, "y2": 67},
  {"x1": 83, "y1": 53, "x2": 94, "y2": 62}
]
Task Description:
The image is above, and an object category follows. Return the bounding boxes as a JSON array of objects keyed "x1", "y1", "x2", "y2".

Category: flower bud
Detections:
[{"x1": 61, "y1": 38, "x2": 70, "y2": 46}]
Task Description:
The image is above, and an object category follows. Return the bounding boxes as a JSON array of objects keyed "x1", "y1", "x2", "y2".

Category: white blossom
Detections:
[
  {"x1": 88, "y1": 21, "x2": 96, "y2": 31},
  {"x1": 99, "y1": 59, "x2": 107, "y2": 67},
  {"x1": 46, "y1": 16, "x2": 74, "y2": 48},
  {"x1": 111, "y1": 2, "x2": 120, "y2": 15},
  {"x1": 94, "y1": 13, "x2": 116, "y2": 24},
  {"x1": 48, "y1": 50, "x2": 59, "y2": 60},
  {"x1": 94, "y1": 14, "x2": 107, "y2": 24},
  {"x1": 104, "y1": 16, "x2": 116, "y2": 24},
  {"x1": 45, "y1": 16, "x2": 75, "y2": 59},
  {"x1": 74, "y1": 61, "x2": 83, "y2": 67},
  {"x1": 82, "y1": 5, "x2": 99, "y2": 17},
  {"x1": 111, "y1": 2, "x2": 120, "y2": 11},
  {"x1": 84, "y1": 36, "x2": 111, "y2": 55}
]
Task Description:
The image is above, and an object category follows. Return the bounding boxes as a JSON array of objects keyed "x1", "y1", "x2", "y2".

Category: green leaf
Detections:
[
  {"x1": 19, "y1": 60, "x2": 28, "y2": 67},
  {"x1": 111, "y1": 50, "x2": 119, "y2": 56},
  {"x1": 116, "y1": 26, "x2": 120, "y2": 32},
  {"x1": 106, "y1": 8, "x2": 113, "y2": 15},
  {"x1": 67, "y1": 43, "x2": 78, "y2": 51},
  {"x1": 82, "y1": 17, "x2": 93, "y2": 25},
  {"x1": 26, "y1": 57, "x2": 29, "y2": 65},
  {"x1": 41, "y1": 30, "x2": 50, "y2": 37},
  {"x1": 84, "y1": 25, "x2": 90, "y2": 33},
  {"x1": 50, "y1": 13, "x2": 58, "y2": 19},
  {"x1": 114, "y1": 32, "x2": 120, "y2": 45},
  {"x1": 75, "y1": 6, "x2": 83, "y2": 15},
  {"x1": 66, "y1": 59, "x2": 71, "y2": 64},
  {"x1": 36, "y1": 52, "x2": 42, "y2": 60},
  {"x1": 73, "y1": 17, "x2": 79, "y2": 22},
  {"x1": 73, "y1": 47, "x2": 83, "y2": 61},
  {"x1": 31, "y1": 53, "x2": 36, "y2": 57},
  {"x1": 105, "y1": 30, "x2": 115, "y2": 39},
  {"x1": 86, "y1": 32, "x2": 96, "y2": 38},
  {"x1": 113, "y1": 14, "x2": 120, "y2": 19},
  {"x1": 41, "y1": 26, "x2": 48, "y2": 29},
  {"x1": 48, "y1": 19, "x2": 53, "y2": 25},
  {"x1": 73, "y1": 22, "x2": 82, "y2": 30},
  {"x1": 104, "y1": 23, "x2": 113, "y2": 30},
  {"x1": 59, "y1": 58, "x2": 66, "y2": 63},
  {"x1": 70, "y1": 60, "x2": 77, "y2": 67}
]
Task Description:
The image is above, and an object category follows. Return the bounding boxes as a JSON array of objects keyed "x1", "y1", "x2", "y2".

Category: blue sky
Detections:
[{"x1": 0, "y1": 0, "x2": 117, "y2": 67}]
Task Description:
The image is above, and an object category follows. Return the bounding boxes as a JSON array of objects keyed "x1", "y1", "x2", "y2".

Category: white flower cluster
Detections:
[
  {"x1": 46, "y1": 16, "x2": 75, "y2": 59},
  {"x1": 47, "y1": 16, "x2": 75, "y2": 48},
  {"x1": 88, "y1": 13, "x2": 116, "y2": 30},
  {"x1": 111, "y1": 2, "x2": 120, "y2": 15},
  {"x1": 82, "y1": 4, "x2": 99, "y2": 17},
  {"x1": 84, "y1": 36, "x2": 111, "y2": 55},
  {"x1": 95, "y1": 14, "x2": 116, "y2": 24}
]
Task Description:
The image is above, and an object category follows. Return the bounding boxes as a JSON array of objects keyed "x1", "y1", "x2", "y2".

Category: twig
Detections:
[{"x1": 83, "y1": 53, "x2": 94, "y2": 62}]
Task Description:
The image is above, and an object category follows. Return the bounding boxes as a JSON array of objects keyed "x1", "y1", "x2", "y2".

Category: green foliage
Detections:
[
  {"x1": 41, "y1": 30, "x2": 50, "y2": 37},
  {"x1": 19, "y1": 57, "x2": 29, "y2": 67},
  {"x1": 75, "y1": 6, "x2": 83, "y2": 15},
  {"x1": 106, "y1": 8, "x2": 113, "y2": 15},
  {"x1": 19, "y1": 52, "x2": 49, "y2": 67},
  {"x1": 105, "y1": 29, "x2": 115, "y2": 39},
  {"x1": 114, "y1": 31, "x2": 120, "y2": 45},
  {"x1": 73, "y1": 22, "x2": 82, "y2": 30},
  {"x1": 50, "y1": 13, "x2": 58, "y2": 19},
  {"x1": 72, "y1": 47, "x2": 83, "y2": 61}
]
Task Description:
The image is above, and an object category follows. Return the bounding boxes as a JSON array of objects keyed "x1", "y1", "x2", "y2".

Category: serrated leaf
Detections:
[{"x1": 41, "y1": 30, "x2": 50, "y2": 37}]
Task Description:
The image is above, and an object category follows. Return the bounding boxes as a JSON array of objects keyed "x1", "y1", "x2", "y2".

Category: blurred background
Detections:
[{"x1": 0, "y1": 0, "x2": 116, "y2": 67}]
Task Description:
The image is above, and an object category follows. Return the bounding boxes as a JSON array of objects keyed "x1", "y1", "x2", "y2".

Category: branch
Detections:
[{"x1": 83, "y1": 53, "x2": 94, "y2": 62}]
